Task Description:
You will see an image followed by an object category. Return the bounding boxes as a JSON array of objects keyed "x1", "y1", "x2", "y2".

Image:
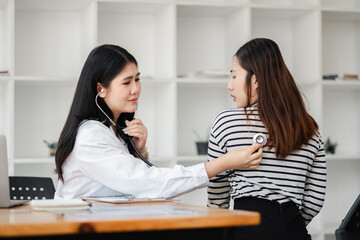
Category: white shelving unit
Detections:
[
  {"x1": 320, "y1": 8, "x2": 360, "y2": 240},
  {"x1": 0, "y1": 0, "x2": 359, "y2": 239}
]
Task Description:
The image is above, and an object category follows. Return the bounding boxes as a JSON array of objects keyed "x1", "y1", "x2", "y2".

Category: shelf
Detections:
[
  {"x1": 250, "y1": 0, "x2": 318, "y2": 9},
  {"x1": 176, "y1": 154, "x2": 360, "y2": 162},
  {"x1": 99, "y1": 1, "x2": 171, "y2": 14},
  {"x1": 13, "y1": 157, "x2": 54, "y2": 164},
  {"x1": 321, "y1": 0, "x2": 360, "y2": 12},
  {"x1": 14, "y1": 75, "x2": 77, "y2": 81},
  {"x1": 14, "y1": 76, "x2": 77, "y2": 86},
  {"x1": 322, "y1": 10, "x2": 360, "y2": 21},
  {"x1": 148, "y1": 155, "x2": 174, "y2": 162},
  {"x1": 177, "y1": 77, "x2": 229, "y2": 85},
  {"x1": 322, "y1": 8, "x2": 360, "y2": 14},
  {"x1": 140, "y1": 77, "x2": 175, "y2": 87},
  {"x1": 141, "y1": 76, "x2": 229, "y2": 87},
  {"x1": 12, "y1": 155, "x2": 177, "y2": 168},
  {"x1": 251, "y1": 5, "x2": 318, "y2": 11},
  {"x1": 177, "y1": 0, "x2": 246, "y2": 8},
  {"x1": 252, "y1": 7, "x2": 316, "y2": 20},
  {"x1": 15, "y1": 0, "x2": 91, "y2": 11},
  {"x1": 326, "y1": 154, "x2": 360, "y2": 161},
  {"x1": 177, "y1": 2, "x2": 243, "y2": 16},
  {"x1": 322, "y1": 80, "x2": 360, "y2": 90},
  {"x1": 297, "y1": 80, "x2": 322, "y2": 87},
  {"x1": 15, "y1": 154, "x2": 358, "y2": 164},
  {"x1": 177, "y1": 155, "x2": 207, "y2": 162},
  {"x1": 11, "y1": 76, "x2": 173, "y2": 86}
]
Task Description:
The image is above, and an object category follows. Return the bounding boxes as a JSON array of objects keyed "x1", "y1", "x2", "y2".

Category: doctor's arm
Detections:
[
  {"x1": 204, "y1": 143, "x2": 262, "y2": 178},
  {"x1": 123, "y1": 117, "x2": 263, "y2": 175},
  {"x1": 75, "y1": 125, "x2": 262, "y2": 199}
]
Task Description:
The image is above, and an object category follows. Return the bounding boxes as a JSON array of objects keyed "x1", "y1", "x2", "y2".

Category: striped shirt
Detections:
[{"x1": 207, "y1": 104, "x2": 326, "y2": 225}]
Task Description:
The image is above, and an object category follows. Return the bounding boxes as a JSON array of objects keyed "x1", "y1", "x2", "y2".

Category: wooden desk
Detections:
[{"x1": 0, "y1": 201, "x2": 260, "y2": 239}]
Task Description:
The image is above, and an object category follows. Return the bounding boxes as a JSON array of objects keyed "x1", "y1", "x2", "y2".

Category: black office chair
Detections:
[
  {"x1": 335, "y1": 194, "x2": 360, "y2": 240},
  {"x1": 9, "y1": 176, "x2": 55, "y2": 200}
]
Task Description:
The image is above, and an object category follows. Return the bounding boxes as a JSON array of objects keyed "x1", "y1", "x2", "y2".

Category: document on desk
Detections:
[
  {"x1": 83, "y1": 196, "x2": 174, "y2": 204},
  {"x1": 30, "y1": 199, "x2": 91, "y2": 212},
  {"x1": 64, "y1": 204, "x2": 204, "y2": 220}
]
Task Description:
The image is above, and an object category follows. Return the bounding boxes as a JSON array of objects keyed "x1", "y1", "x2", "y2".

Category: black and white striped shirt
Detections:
[{"x1": 207, "y1": 104, "x2": 326, "y2": 225}]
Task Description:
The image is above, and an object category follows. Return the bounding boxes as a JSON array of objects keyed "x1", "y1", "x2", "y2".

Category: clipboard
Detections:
[{"x1": 83, "y1": 196, "x2": 175, "y2": 204}]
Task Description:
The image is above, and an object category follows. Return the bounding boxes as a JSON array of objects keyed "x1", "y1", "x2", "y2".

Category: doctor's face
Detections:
[
  {"x1": 103, "y1": 63, "x2": 141, "y2": 119},
  {"x1": 228, "y1": 57, "x2": 258, "y2": 108}
]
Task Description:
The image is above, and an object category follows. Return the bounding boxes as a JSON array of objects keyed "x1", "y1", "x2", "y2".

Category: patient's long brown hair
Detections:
[{"x1": 235, "y1": 38, "x2": 318, "y2": 158}]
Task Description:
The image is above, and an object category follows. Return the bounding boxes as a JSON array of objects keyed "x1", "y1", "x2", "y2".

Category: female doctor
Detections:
[{"x1": 54, "y1": 44, "x2": 263, "y2": 199}]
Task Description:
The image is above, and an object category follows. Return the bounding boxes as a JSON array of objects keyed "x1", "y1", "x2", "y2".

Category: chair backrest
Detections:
[
  {"x1": 336, "y1": 194, "x2": 360, "y2": 240},
  {"x1": 9, "y1": 177, "x2": 55, "y2": 200}
]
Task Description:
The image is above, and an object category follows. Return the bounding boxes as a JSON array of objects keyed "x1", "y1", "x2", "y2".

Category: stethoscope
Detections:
[
  {"x1": 95, "y1": 89, "x2": 154, "y2": 167},
  {"x1": 210, "y1": 133, "x2": 267, "y2": 182},
  {"x1": 253, "y1": 133, "x2": 267, "y2": 146},
  {"x1": 95, "y1": 89, "x2": 266, "y2": 175}
]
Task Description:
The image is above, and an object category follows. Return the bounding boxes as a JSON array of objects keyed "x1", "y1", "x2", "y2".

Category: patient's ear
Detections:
[
  {"x1": 251, "y1": 74, "x2": 258, "y2": 88},
  {"x1": 251, "y1": 74, "x2": 259, "y2": 100}
]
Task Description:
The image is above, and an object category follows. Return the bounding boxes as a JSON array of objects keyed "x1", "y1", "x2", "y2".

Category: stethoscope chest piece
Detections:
[{"x1": 253, "y1": 133, "x2": 267, "y2": 146}]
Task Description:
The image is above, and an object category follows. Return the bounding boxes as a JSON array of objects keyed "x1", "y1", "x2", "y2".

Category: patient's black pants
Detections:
[{"x1": 234, "y1": 197, "x2": 312, "y2": 240}]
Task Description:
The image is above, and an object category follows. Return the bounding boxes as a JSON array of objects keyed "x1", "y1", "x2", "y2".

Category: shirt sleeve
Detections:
[
  {"x1": 207, "y1": 123, "x2": 231, "y2": 209},
  {"x1": 300, "y1": 133, "x2": 327, "y2": 225},
  {"x1": 74, "y1": 123, "x2": 209, "y2": 199}
]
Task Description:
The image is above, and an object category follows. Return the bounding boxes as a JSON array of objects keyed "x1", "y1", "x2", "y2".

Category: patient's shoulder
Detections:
[{"x1": 212, "y1": 105, "x2": 259, "y2": 129}]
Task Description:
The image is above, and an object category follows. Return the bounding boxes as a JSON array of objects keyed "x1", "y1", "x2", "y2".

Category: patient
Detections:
[{"x1": 207, "y1": 38, "x2": 326, "y2": 240}]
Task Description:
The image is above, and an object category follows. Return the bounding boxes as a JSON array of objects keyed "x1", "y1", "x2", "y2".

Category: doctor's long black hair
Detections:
[{"x1": 55, "y1": 44, "x2": 137, "y2": 182}]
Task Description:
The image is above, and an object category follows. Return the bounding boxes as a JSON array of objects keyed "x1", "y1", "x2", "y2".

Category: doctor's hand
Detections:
[
  {"x1": 225, "y1": 143, "x2": 263, "y2": 170},
  {"x1": 124, "y1": 119, "x2": 148, "y2": 152},
  {"x1": 204, "y1": 143, "x2": 263, "y2": 179}
]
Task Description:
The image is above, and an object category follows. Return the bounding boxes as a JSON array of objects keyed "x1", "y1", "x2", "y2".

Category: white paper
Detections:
[{"x1": 83, "y1": 196, "x2": 171, "y2": 204}]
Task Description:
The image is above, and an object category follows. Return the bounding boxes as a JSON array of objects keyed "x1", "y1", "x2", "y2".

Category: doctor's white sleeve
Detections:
[{"x1": 74, "y1": 126, "x2": 209, "y2": 199}]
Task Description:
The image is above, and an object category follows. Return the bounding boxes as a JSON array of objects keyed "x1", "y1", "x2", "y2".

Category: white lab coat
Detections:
[{"x1": 55, "y1": 120, "x2": 209, "y2": 199}]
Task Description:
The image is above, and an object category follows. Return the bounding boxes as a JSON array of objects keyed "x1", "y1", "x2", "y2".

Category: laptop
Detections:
[
  {"x1": 335, "y1": 194, "x2": 360, "y2": 239},
  {"x1": 0, "y1": 135, "x2": 28, "y2": 208}
]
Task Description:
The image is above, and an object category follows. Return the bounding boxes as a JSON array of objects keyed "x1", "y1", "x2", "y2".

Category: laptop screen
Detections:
[{"x1": 0, "y1": 135, "x2": 11, "y2": 206}]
